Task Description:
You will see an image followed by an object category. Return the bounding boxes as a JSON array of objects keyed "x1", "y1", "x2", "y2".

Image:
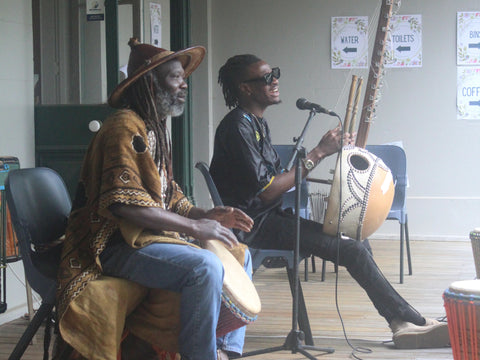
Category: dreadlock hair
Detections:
[
  {"x1": 218, "y1": 54, "x2": 262, "y2": 109},
  {"x1": 123, "y1": 69, "x2": 172, "y2": 187}
]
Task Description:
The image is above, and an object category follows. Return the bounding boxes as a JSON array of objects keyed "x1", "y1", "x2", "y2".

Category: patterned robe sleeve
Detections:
[{"x1": 169, "y1": 180, "x2": 194, "y2": 218}]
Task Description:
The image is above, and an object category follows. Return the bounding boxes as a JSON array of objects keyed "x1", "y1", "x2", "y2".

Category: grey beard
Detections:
[{"x1": 155, "y1": 87, "x2": 186, "y2": 118}]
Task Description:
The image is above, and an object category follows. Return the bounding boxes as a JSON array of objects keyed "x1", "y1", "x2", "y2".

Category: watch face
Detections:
[{"x1": 304, "y1": 159, "x2": 314, "y2": 170}]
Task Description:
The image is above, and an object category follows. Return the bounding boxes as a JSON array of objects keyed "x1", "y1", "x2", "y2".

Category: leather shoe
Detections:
[{"x1": 390, "y1": 317, "x2": 450, "y2": 349}]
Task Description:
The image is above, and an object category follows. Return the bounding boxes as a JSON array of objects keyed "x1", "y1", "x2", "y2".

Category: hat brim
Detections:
[{"x1": 108, "y1": 45, "x2": 206, "y2": 108}]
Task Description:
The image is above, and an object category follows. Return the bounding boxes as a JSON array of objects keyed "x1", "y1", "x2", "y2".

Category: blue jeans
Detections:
[{"x1": 100, "y1": 240, "x2": 250, "y2": 360}]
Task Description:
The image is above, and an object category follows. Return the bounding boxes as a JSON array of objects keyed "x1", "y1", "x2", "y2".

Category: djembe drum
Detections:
[
  {"x1": 443, "y1": 279, "x2": 480, "y2": 360},
  {"x1": 470, "y1": 229, "x2": 480, "y2": 279},
  {"x1": 203, "y1": 240, "x2": 262, "y2": 337}
]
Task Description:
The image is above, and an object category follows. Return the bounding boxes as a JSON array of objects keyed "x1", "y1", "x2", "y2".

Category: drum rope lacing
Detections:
[
  {"x1": 220, "y1": 292, "x2": 258, "y2": 324},
  {"x1": 444, "y1": 289, "x2": 480, "y2": 360}
]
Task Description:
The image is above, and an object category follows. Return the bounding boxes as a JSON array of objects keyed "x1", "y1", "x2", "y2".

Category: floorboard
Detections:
[{"x1": 0, "y1": 239, "x2": 474, "y2": 359}]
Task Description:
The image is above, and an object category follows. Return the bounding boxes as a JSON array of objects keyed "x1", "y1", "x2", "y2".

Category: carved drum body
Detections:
[{"x1": 323, "y1": 146, "x2": 394, "y2": 240}]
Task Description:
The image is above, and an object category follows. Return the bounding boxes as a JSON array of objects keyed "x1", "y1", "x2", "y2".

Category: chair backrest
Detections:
[
  {"x1": 196, "y1": 145, "x2": 310, "y2": 218},
  {"x1": 273, "y1": 144, "x2": 310, "y2": 218},
  {"x1": 366, "y1": 144, "x2": 407, "y2": 211},
  {"x1": 5, "y1": 167, "x2": 71, "y2": 300},
  {"x1": 195, "y1": 161, "x2": 224, "y2": 206},
  {"x1": 195, "y1": 161, "x2": 300, "y2": 270}
]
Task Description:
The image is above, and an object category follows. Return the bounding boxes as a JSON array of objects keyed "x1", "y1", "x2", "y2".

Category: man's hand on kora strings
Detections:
[
  {"x1": 206, "y1": 206, "x2": 254, "y2": 233},
  {"x1": 317, "y1": 127, "x2": 356, "y2": 156},
  {"x1": 343, "y1": 131, "x2": 356, "y2": 146}
]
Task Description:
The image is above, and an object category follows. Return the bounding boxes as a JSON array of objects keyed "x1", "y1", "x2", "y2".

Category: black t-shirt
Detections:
[{"x1": 210, "y1": 107, "x2": 284, "y2": 243}]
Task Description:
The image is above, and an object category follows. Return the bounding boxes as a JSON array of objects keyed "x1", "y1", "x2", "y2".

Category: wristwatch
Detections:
[{"x1": 302, "y1": 158, "x2": 315, "y2": 171}]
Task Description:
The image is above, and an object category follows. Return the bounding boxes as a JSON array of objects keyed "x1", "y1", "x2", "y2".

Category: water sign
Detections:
[{"x1": 331, "y1": 16, "x2": 368, "y2": 69}]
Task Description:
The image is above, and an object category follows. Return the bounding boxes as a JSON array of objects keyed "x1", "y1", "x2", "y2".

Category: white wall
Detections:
[
  {"x1": 192, "y1": 0, "x2": 480, "y2": 241},
  {"x1": 0, "y1": 0, "x2": 38, "y2": 324}
]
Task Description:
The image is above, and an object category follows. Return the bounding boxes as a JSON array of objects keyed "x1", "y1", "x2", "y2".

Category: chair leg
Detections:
[
  {"x1": 304, "y1": 257, "x2": 308, "y2": 282},
  {"x1": 400, "y1": 223, "x2": 404, "y2": 284},
  {"x1": 405, "y1": 215, "x2": 412, "y2": 275},
  {"x1": 286, "y1": 268, "x2": 314, "y2": 345},
  {"x1": 8, "y1": 302, "x2": 54, "y2": 360},
  {"x1": 321, "y1": 259, "x2": 326, "y2": 282},
  {"x1": 302, "y1": 255, "x2": 317, "y2": 282}
]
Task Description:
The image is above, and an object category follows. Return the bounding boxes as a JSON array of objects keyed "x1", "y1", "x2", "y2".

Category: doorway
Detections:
[{"x1": 32, "y1": 0, "x2": 193, "y2": 198}]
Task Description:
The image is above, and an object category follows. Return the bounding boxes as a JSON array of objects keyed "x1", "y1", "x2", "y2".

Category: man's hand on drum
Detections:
[
  {"x1": 191, "y1": 218, "x2": 240, "y2": 248},
  {"x1": 206, "y1": 206, "x2": 254, "y2": 233}
]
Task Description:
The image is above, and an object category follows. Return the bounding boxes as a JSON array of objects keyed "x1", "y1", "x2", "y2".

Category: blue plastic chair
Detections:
[
  {"x1": 366, "y1": 144, "x2": 412, "y2": 284},
  {"x1": 272, "y1": 145, "x2": 316, "y2": 280},
  {"x1": 272, "y1": 145, "x2": 310, "y2": 219},
  {"x1": 195, "y1": 161, "x2": 315, "y2": 345},
  {"x1": 5, "y1": 167, "x2": 71, "y2": 360}
]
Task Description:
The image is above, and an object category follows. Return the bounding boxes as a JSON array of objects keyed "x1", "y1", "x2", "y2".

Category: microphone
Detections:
[{"x1": 296, "y1": 98, "x2": 337, "y2": 116}]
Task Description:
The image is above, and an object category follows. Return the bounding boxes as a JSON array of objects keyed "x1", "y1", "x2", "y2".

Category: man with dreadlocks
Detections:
[
  {"x1": 210, "y1": 54, "x2": 450, "y2": 350},
  {"x1": 56, "y1": 40, "x2": 253, "y2": 360}
]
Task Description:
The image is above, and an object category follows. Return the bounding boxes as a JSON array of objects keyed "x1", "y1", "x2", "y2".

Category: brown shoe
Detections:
[
  {"x1": 217, "y1": 349, "x2": 229, "y2": 360},
  {"x1": 390, "y1": 317, "x2": 450, "y2": 349}
]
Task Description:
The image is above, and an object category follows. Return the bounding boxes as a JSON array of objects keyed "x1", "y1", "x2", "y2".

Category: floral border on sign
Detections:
[
  {"x1": 457, "y1": 66, "x2": 480, "y2": 120},
  {"x1": 385, "y1": 15, "x2": 423, "y2": 68},
  {"x1": 457, "y1": 12, "x2": 480, "y2": 65},
  {"x1": 331, "y1": 16, "x2": 368, "y2": 69}
]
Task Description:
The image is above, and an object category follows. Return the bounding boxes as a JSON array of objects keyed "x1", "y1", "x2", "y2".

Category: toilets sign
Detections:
[
  {"x1": 385, "y1": 15, "x2": 422, "y2": 68},
  {"x1": 457, "y1": 12, "x2": 480, "y2": 65}
]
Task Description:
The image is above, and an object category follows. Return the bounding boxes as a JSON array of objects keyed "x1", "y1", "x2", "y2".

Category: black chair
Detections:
[
  {"x1": 5, "y1": 167, "x2": 71, "y2": 360},
  {"x1": 366, "y1": 144, "x2": 412, "y2": 284},
  {"x1": 195, "y1": 161, "x2": 315, "y2": 345}
]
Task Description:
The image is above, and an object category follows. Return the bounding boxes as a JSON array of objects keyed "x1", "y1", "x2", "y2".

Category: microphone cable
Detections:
[{"x1": 331, "y1": 114, "x2": 373, "y2": 360}]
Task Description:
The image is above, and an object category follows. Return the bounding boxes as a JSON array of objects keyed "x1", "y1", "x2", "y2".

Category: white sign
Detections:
[
  {"x1": 331, "y1": 16, "x2": 368, "y2": 69},
  {"x1": 150, "y1": 3, "x2": 162, "y2": 47},
  {"x1": 385, "y1": 15, "x2": 422, "y2": 68},
  {"x1": 86, "y1": 0, "x2": 104, "y2": 21},
  {"x1": 457, "y1": 67, "x2": 480, "y2": 120},
  {"x1": 457, "y1": 12, "x2": 480, "y2": 65}
]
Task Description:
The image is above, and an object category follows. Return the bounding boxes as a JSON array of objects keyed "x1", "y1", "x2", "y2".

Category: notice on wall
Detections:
[
  {"x1": 457, "y1": 12, "x2": 480, "y2": 65},
  {"x1": 457, "y1": 67, "x2": 480, "y2": 120},
  {"x1": 150, "y1": 3, "x2": 162, "y2": 47},
  {"x1": 86, "y1": 0, "x2": 105, "y2": 21},
  {"x1": 385, "y1": 15, "x2": 422, "y2": 68},
  {"x1": 331, "y1": 16, "x2": 368, "y2": 69}
]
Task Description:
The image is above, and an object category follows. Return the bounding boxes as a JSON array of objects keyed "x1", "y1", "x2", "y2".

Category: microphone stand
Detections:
[
  {"x1": 286, "y1": 110, "x2": 316, "y2": 172},
  {"x1": 239, "y1": 110, "x2": 334, "y2": 359}
]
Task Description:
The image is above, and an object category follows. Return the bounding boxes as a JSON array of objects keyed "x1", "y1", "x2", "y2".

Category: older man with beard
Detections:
[{"x1": 56, "y1": 39, "x2": 253, "y2": 360}]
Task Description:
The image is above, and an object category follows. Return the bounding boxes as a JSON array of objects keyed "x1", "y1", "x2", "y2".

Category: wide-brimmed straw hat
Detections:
[{"x1": 108, "y1": 38, "x2": 206, "y2": 108}]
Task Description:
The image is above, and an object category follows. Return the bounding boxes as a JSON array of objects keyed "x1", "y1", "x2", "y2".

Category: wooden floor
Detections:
[{"x1": 0, "y1": 239, "x2": 475, "y2": 360}]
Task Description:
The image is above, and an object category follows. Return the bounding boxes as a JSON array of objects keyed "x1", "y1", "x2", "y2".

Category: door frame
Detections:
[{"x1": 34, "y1": 0, "x2": 194, "y2": 198}]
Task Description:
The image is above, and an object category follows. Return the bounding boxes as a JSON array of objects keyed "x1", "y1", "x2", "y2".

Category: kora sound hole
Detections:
[{"x1": 349, "y1": 154, "x2": 369, "y2": 171}]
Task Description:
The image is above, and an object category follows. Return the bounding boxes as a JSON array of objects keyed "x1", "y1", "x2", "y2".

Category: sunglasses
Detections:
[{"x1": 243, "y1": 67, "x2": 280, "y2": 85}]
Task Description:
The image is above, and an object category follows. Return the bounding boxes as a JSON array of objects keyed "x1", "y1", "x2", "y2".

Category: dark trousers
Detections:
[{"x1": 249, "y1": 207, "x2": 424, "y2": 325}]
